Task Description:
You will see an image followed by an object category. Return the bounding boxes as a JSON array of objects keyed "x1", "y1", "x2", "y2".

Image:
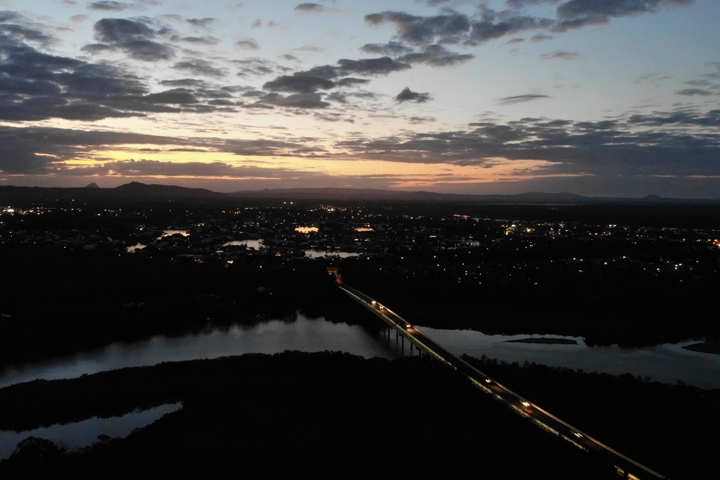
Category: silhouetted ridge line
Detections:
[{"x1": 0, "y1": 183, "x2": 719, "y2": 206}]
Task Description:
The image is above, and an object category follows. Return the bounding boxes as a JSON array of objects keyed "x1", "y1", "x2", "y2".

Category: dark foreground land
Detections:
[
  {"x1": 1, "y1": 196, "x2": 719, "y2": 478},
  {"x1": 0, "y1": 351, "x2": 718, "y2": 479}
]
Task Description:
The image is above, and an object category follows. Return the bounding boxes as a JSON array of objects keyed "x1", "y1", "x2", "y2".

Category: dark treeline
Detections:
[
  {"x1": 338, "y1": 242, "x2": 720, "y2": 347},
  {"x1": 0, "y1": 245, "x2": 354, "y2": 364},
  {"x1": 0, "y1": 352, "x2": 717, "y2": 479}
]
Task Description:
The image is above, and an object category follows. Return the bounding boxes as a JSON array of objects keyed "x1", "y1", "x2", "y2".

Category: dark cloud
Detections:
[
  {"x1": 365, "y1": 2, "x2": 693, "y2": 49},
  {"x1": 295, "y1": 3, "x2": 325, "y2": 13},
  {"x1": 88, "y1": 18, "x2": 174, "y2": 61},
  {"x1": 507, "y1": 0, "x2": 562, "y2": 8},
  {"x1": 499, "y1": 94, "x2": 551, "y2": 105},
  {"x1": 0, "y1": 129, "x2": 58, "y2": 173},
  {"x1": 337, "y1": 77, "x2": 370, "y2": 87},
  {"x1": 558, "y1": 0, "x2": 693, "y2": 19},
  {"x1": 242, "y1": 90, "x2": 268, "y2": 99},
  {"x1": 85, "y1": 159, "x2": 266, "y2": 178},
  {"x1": 195, "y1": 88, "x2": 235, "y2": 100},
  {"x1": 675, "y1": 88, "x2": 714, "y2": 96},
  {"x1": 80, "y1": 43, "x2": 115, "y2": 54},
  {"x1": 469, "y1": 15, "x2": 554, "y2": 44},
  {"x1": 263, "y1": 74, "x2": 334, "y2": 94},
  {"x1": 337, "y1": 57, "x2": 411, "y2": 76},
  {"x1": 321, "y1": 91, "x2": 346, "y2": 103},
  {"x1": 160, "y1": 79, "x2": 208, "y2": 88},
  {"x1": 173, "y1": 59, "x2": 225, "y2": 77},
  {"x1": 0, "y1": 21, "x2": 229, "y2": 120},
  {"x1": 300, "y1": 65, "x2": 341, "y2": 79},
  {"x1": 0, "y1": 34, "x2": 155, "y2": 122},
  {"x1": 174, "y1": 35, "x2": 219, "y2": 45},
  {"x1": 685, "y1": 80, "x2": 712, "y2": 87},
  {"x1": 258, "y1": 92, "x2": 330, "y2": 109},
  {"x1": 399, "y1": 44, "x2": 474, "y2": 67},
  {"x1": 554, "y1": 0, "x2": 693, "y2": 32},
  {"x1": 628, "y1": 109, "x2": 720, "y2": 127},
  {"x1": 365, "y1": 11, "x2": 471, "y2": 46},
  {"x1": 0, "y1": 13, "x2": 56, "y2": 47},
  {"x1": 93, "y1": 17, "x2": 152, "y2": 43},
  {"x1": 0, "y1": 11, "x2": 21, "y2": 22},
  {"x1": 186, "y1": 18, "x2": 215, "y2": 28},
  {"x1": 223, "y1": 137, "x2": 328, "y2": 156},
  {"x1": 361, "y1": 41, "x2": 413, "y2": 56},
  {"x1": 88, "y1": 1, "x2": 131, "y2": 11},
  {"x1": 395, "y1": 87, "x2": 431, "y2": 103},
  {"x1": 0, "y1": 126, "x2": 184, "y2": 174},
  {"x1": 263, "y1": 65, "x2": 340, "y2": 94},
  {"x1": 207, "y1": 99, "x2": 236, "y2": 106},
  {"x1": 336, "y1": 113, "x2": 720, "y2": 179},
  {"x1": 313, "y1": 112, "x2": 355, "y2": 123},
  {"x1": 235, "y1": 39, "x2": 259, "y2": 50},
  {"x1": 364, "y1": 9, "x2": 555, "y2": 47},
  {"x1": 409, "y1": 116, "x2": 436, "y2": 124},
  {"x1": 234, "y1": 58, "x2": 291, "y2": 78},
  {"x1": 143, "y1": 89, "x2": 197, "y2": 104},
  {"x1": 531, "y1": 33, "x2": 553, "y2": 42},
  {"x1": 116, "y1": 38, "x2": 173, "y2": 61},
  {"x1": 540, "y1": 50, "x2": 578, "y2": 60}
]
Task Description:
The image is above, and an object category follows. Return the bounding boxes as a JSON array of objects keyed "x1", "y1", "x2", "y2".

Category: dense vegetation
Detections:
[{"x1": 0, "y1": 352, "x2": 717, "y2": 479}]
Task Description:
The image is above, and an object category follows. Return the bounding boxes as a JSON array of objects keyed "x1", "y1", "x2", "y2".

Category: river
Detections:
[{"x1": 1, "y1": 311, "x2": 719, "y2": 460}]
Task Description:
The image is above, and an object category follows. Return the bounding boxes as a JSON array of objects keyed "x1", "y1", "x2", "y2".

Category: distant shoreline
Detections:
[
  {"x1": 504, "y1": 337, "x2": 578, "y2": 345},
  {"x1": 505, "y1": 338, "x2": 720, "y2": 355}
]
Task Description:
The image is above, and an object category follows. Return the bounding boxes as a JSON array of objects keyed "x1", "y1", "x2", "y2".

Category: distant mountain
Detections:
[
  {"x1": 227, "y1": 187, "x2": 452, "y2": 201},
  {"x1": 113, "y1": 181, "x2": 225, "y2": 199},
  {"x1": 0, "y1": 182, "x2": 718, "y2": 207},
  {"x1": 226, "y1": 187, "x2": 720, "y2": 205}
]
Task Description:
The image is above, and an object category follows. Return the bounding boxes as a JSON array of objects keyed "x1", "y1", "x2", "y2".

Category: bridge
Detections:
[{"x1": 334, "y1": 277, "x2": 668, "y2": 480}]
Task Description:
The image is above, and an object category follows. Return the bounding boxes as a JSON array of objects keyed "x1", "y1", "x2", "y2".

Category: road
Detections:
[{"x1": 339, "y1": 283, "x2": 668, "y2": 480}]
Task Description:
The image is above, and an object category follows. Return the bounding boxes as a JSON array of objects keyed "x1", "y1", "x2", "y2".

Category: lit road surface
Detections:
[{"x1": 339, "y1": 283, "x2": 669, "y2": 480}]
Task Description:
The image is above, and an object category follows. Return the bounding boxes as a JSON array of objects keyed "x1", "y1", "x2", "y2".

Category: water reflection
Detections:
[
  {"x1": 1, "y1": 316, "x2": 719, "y2": 461},
  {"x1": 0, "y1": 402, "x2": 182, "y2": 461},
  {"x1": 1, "y1": 314, "x2": 719, "y2": 392},
  {"x1": 0, "y1": 314, "x2": 400, "y2": 389},
  {"x1": 421, "y1": 328, "x2": 720, "y2": 390},
  {"x1": 222, "y1": 239, "x2": 263, "y2": 249},
  {"x1": 303, "y1": 250, "x2": 360, "y2": 258},
  {"x1": 158, "y1": 230, "x2": 189, "y2": 239}
]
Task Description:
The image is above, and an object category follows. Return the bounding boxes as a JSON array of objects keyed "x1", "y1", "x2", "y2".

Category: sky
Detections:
[{"x1": 0, "y1": 0, "x2": 719, "y2": 198}]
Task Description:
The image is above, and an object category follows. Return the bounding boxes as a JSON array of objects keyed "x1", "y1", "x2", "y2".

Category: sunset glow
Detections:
[{"x1": 1, "y1": 0, "x2": 718, "y2": 198}]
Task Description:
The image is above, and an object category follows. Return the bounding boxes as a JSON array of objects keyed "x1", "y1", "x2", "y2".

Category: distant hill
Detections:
[{"x1": 0, "y1": 182, "x2": 719, "y2": 207}]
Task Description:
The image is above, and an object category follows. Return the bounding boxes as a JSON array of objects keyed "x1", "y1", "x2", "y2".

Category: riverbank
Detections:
[
  {"x1": 504, "y1": 337, "x2": 578, "y2": 345},
  {"x1": 0, "y1": 352, "x2": 717, "y2": 479}
]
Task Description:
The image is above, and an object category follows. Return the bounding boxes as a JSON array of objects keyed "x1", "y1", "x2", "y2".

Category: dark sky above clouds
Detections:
[{"x1": 0, "y1": 0, "x2": 718, "y2": 198}]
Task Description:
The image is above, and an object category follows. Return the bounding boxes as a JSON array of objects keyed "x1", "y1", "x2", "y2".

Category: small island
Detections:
[{"x1": 504, "y1": 337, "x2": 579, "y2": 345}]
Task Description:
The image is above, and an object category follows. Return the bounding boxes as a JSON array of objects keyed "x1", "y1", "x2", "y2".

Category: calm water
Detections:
[
  {"x1": 1, "y1": 312, "x2": 719, "y2": 460},
  {"x1": 0, "y1": 315, "x2": 401, "y2": 389},
  {"x1": 0, "y1": 403, "x2": 182, "y2": 461},
  {"x1": 2, "y1": 314, "x2": 717, "y2": 390},
  {"x1": 421, "y1": 327, "x2": 720, "y2": 390}
]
